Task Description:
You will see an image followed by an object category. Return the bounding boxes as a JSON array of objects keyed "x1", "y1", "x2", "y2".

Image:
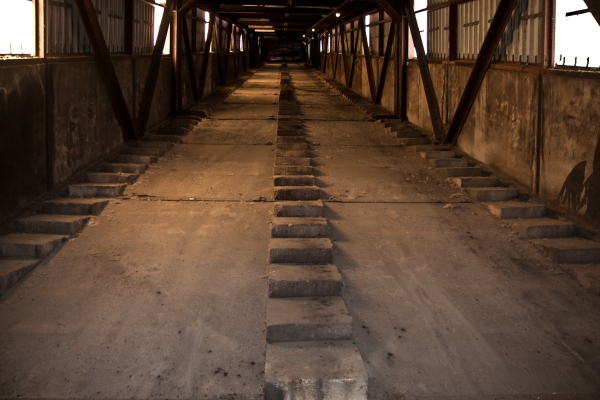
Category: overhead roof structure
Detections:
[{"x1": 187, "y1": 0, "x2": 380, "y2": 41}]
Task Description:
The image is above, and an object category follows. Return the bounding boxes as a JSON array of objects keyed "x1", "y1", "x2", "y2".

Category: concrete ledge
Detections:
[
  {"x1": 100, "y1": 163, "x2": 148, "y2": 174},
  {"x1": 453, "y1": 177, "x2": 499, "y2": 188},
  {"x1": 43, "y1": 198, "x2": 109, "y2": 216},
  {"x1": 441, "y1": 167, "x2": 482, "y2": 177},
  {"x1": 69, "y1": 183, "x2": 126, "y2": 198},
  {"x1": 508, "y1": 218, "x2": 576, "y2": 239},
  {"x1": 0, "y1": 233, "x2": 68, "y2": 258},
  {"x1": 265, "y1": 341, "x2": 367, "y2": 400},
  {"x1": 16, "y1": 215, "x2": 89, "y2": 235},
  {"x1": 268, "y1": 238, "x2": 333, "y2": 264},
  {"x1": 532, "y1": 238, "x2": 600, "y2": 264},
  {"x1": 486, "y1": 202, "x2": 546, "y2": 219},
  {"x1": 272, "y1": 217, "x2": 328, "y2": 238},
  {"x1": 88, "y1": 172, "x2": 139, "y2": 184},
  {"x1": 268, "y1": 264, "x2": 342, "y2": 298},
  {"x1": 266, "y1": 297, "x2": 352, "y2": 342},
  {"x1": 0, "y1": 259, "x2": 41, "y2": 295},
  {"x1": 274, "y1": 186, "x2": 320, "y2": 201},
  {"x1": 274, "y1": 166, "x2": 313, "y2": 176},
  {"x1": 466, "y1": 188, "x2": 519, "y2": 202},
  {"x1": 274, "y1": 175, "x2": 315, "y2": 187},
  {"x1": 274, "y1": 200, "x2": 324, "y2": 218},
  {"x1": 275, "y1": 157, "x2": 311, "y2": 166},
  {"x1": 420, "y1": 151, "x2": 456, "y2": 160}
]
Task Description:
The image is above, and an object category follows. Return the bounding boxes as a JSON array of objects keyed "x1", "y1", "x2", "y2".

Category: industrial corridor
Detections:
[{"x1": 1, "y1": 63, "x2": 600, "y2": 399}]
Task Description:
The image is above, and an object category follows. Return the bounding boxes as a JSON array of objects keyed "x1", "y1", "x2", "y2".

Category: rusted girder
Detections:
[
  {"x1": 359, "y1": 18, "x2": 377, "y2": 102},
  {"x1": 583, "y1": 0, "x2": 600, "y2": 26},
  {"x1": 73, "y1": 0, "x2": 137, "y2": 142},
  {"x1": 198, "y1": 12, "x2": 215, "y2": 98},
  {"x1": 444, "y1": 0, "x2": 519, "y2": 145},
  {"x1": 137, "y1": 0, "x2": 175, "y2": 136},
  {"x1": 376, "y1": 19, "x2": 396, "y2": 104}
]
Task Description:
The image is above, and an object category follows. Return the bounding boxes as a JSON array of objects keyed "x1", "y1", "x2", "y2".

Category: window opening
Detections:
[
  {"x1": 0, "y1": 0, "x2": 34, "y2": 56},
  {"x1": 555, "y1": 0, "x2": 600, "y2": 68}
]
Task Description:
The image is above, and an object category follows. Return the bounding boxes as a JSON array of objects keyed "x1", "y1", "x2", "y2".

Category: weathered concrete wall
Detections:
[
  {"x1": 541, "y1": 75, "x2": 600, "y2": 226},
  {"x1": 50, "y1": 58, "x2": 133, "y2": 185},
  {"x1": 0, "y1": 51, "x2": 246, "y2": 222},
  {"x1": 406, "y1": 60, "x2": 600, "y2": 228},
  {"x1": 0, "y1": 63, "x2": 47, "y2": 219}
]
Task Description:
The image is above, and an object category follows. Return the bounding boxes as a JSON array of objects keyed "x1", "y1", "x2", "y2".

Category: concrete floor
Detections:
[{"x1": 1, "y1": 63, "x2": 600, "y2": 399}]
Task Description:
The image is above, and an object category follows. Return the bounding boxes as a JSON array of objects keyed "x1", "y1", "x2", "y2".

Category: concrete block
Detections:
[
  {"x1": 272, "y1": 217, "x2": 328, "y2": 238},
  {"x1": 274, "y1": 166, "x2": 313, "y2": 176},
  {"x1": 277, "y1": 143, "x2": 309, "y2": 151},
  {"x1": 274, "y1": 186, "x2": 320, "y2": 201},
  {"x1": 174, "y1": 117, "x2": 200, "y2": 124},
  {"x1": 399, "y1": 138, "x2": 434, "y2": 146},
  {"x1": 276, "y1": 150, "x2": 310, "y2": 158},
  {"x1": 43, "y1": 198, "x2": 108, "y2": 216},
  {"x1": 112, "y1": 155, "x2": 157, "y2": 165},
  {"x1": 394, "y1": 130, "x2": 423, "y2": 138},
  {"x1": 157, "y1": 127, "x2": 188, "y2": 136},
  {"x1": 508, "y1": 218, "x2": 576, "y2": 239},
  {"x1": 268, "y1": 264, "x2": 342, "y2": 298},
  {"x1": 430, "y1": 158, "x2": 468, "y2": 168},
  {"x1": 99, "y1": 163, "x2": 148, "y2": 174},
  {"x1": 410, "y1": 144, "x2": 448, "y2": 152},
  {"x1": 274, "y1": 200, "x2": 324, "y2": 218},
  {"x1": 123, "y1": 147, "x2": 166, "y2": 157},
  {"x1": 145, "y1": 134, "x2": 182, "y2": 143},
  {"x1": 279, "y1": 109, "x2": 300, "y2": 116},
  {"x1": 265, "y1": 341, "x2": 368, "y2": 400},
  {"x1": 274, "y1": 175, "x2": 315, "y2": 187},
  {"x1": 269, "y1": 238, "x2": 333, "y2": 264},
  {"x1": 277, "y1": 136, "x2": 306, "y2": 144},
  {"x1": 440, "y1": 167, "x2": 482, "y2": 177},
  {"x1": 87, "y1": 172, "x2": 139, "y2": 184},
  {"x1": 0, "y1": 233, "x2": 68, "y2": 258},
  {"x1": 532, "y1": 238, "x2": 600, "y2": 264},
  {"x1": 419, "y1": 151, "x2": 456, "y2": 159},
  {"x1": 69, "y1": 183, "x2": 126, "y2": 198},
  {"x1": 486, "y1": 201, "x2": 546, "y2": 219},
  {"x1": 0, "y1": 259, "x2": 40, "y2": 295},
  {"x1": 452, "y1": 177, "x2": 499, "y2": 188},
  {"x1": 133, "y1": 141, "x2": 174, "y2": 150},
  {"x1": 266, "y1": 297, "x2": 352, "y2": 342},
  {"x1": 277, "y1": 129, "x2": 303, "y2": 137},
  {"x1": 16, "y1": 215, "x2": 89, "y2": 235},
  {"x1": 275, "y1": 157, "x2": 311, "y2": 166},
  {"x1": 466, "y1": 188, "x2": 519, "y2": 202}
]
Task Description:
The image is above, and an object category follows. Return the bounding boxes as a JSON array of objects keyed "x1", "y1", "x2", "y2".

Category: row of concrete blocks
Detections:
[
  {"x1": 414, "y1": 144, "x2": 600, "y2": 265},
  {"x1": 311, "y1": 69, "x2": 396, "y2": 120},
  {"x1": 0, "y1": 117, "x2": 200, "y2": 296},
  {"x1": 264, "y1": 68, "x2": 367, "y2": 399}
]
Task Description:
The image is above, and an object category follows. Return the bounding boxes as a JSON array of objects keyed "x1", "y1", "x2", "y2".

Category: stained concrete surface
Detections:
[{"x1": 1, "y1": 63, "x2": 600, "y2": 399}]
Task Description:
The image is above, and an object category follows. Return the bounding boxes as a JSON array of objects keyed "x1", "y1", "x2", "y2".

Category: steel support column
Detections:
[
  {"x1": 444, "y1": 0, "x2": 519, "y2": 144},
  {"x1": 136, "y1": 0, "x2": 175, "y2": 136},
  {"x1": 74, "y1": 0, "x2": 137, "y2": 141}
]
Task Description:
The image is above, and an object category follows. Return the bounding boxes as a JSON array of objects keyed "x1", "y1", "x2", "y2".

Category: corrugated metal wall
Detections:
[
  {"x1": 456, "y1": 0, "x2": 542, "y2": 63},
  {"x1": 47, "y1": 0, "x2": 127, "y2": 54},
  {"x1": 133, "y1": 0, "x2": 153, "y2": 53},
  {"x1": 428, "y1": 2, "x2": 449, "y2": 59}
]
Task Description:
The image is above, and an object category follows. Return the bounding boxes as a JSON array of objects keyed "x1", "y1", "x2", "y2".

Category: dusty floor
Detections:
[{"x1": 1, "y1": 63, "x2": 600, "y2": 399}]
